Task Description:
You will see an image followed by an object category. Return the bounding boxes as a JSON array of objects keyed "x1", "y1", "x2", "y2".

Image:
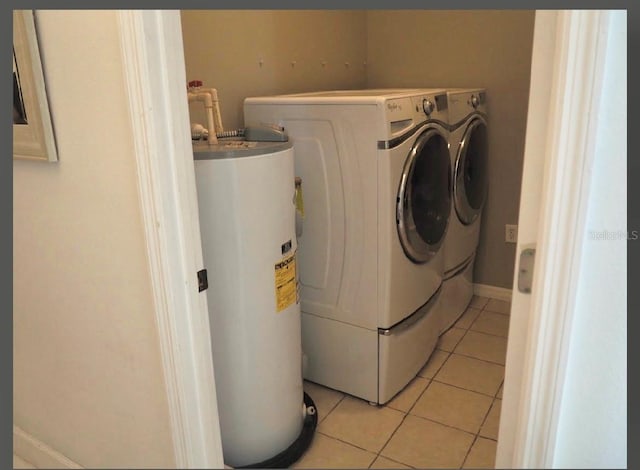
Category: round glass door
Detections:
[
  {"x1": 396, "y1": 127, "x2": 451, "y2": 264},
  {"x1": 454, "y1": 117, "x2": 488, "y2": 225}
]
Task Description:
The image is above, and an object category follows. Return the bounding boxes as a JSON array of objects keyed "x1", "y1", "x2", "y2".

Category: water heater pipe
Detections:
[
  {"x1": 198, "y1": 87, "x2": 225, "y2": 134},
  {"x1": 188, "y1": 90, "x2": 218, "y2": 145}
]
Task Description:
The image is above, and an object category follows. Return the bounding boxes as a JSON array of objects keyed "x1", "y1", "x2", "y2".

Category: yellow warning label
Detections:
[{"x1": 275, "y1": 252, "x2": 297, "y2": 313}]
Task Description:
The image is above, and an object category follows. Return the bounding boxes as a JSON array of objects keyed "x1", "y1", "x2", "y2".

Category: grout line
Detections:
[
  {"x1": 466, "y1": 310, "x2": 482, "y2": 331},
  {"x1": 470, "y1": 297, "x2": 490, "y2": 310},
  {"x1": 460, "y1": 433, "x2": 480, "y2": 469},
  {"x1": 481, "y1": 304, "x2": 511, "y2": 316},
  {"x1": 477, "y1": 396, "x2": 497, "y2": 436},
  {"x1": 469, "y1": 433, "x2": 500, "y2": 468},
  {"x1": 316, "y1": 430, "x2": 378, "y2": 456},
  {"x1": 429, "y1": 378, "x2": 502, "y2": 399},
  {"x1": 386, "y1": 376, "x2": 431, "y2": 413},
  {"x1": 420, "y1": 350, "x2": 452, "y2": 381},
  {"x1": 405, "y1": 388, "x2": 494, "y2": 436},
  {"x1": 483, "y1": 311, "x2": 511, "y2": 318},
  {"x1": 455, "y1": 310, "x2": 483, "y2": 330},
  {"x1": 438, "y1": 326, "x2": 470, "y2": 355},
  {"x1": 468, "y1": 311, "x2": 510, "y2": 337},
  {"x1": 369, "y1": 452, "x2": 418, "y2": 469},
  {"x1": 445, "y1": 351, "x2": 507, "y2": 368},
  {"x1": 372, "y1": 453, "x2": 417, "y2": 469},
  {"x1": 468, "y1": 328, "x2": 509, "y2": 339},
  {"x1": 452, "y1": 350, "x2": 506, "y2": 367},
  {"x1": 321, "y1": 393, "x2": 345, "y2": 423},
  {"x1": 406, "y1": 377, "x2": 434, "y2": 415},
  {"x1": 304, "y1": 381, "x2": 347, "y2": 424},
  {"x1": 463, "y1": 329, "x2": 510, "y2": 341},
  {"x1": 408, "y1": 413, "x2": 477, "y2": 437},
  {"x1": 478, "y1": 308, "x2": 511, "y2": 316},
  {"x1": 376, "y1": 454, "x2": 418, "y2": 468},
  {"x1": 456, "y1": 325, "x2": 470, "y2": 347},
  {"x1": 376, "y1": 412, "x2": 411, "y2": 464},
  {"x1": 317, "y1": 394, "x2": 414, "y2": 461},
  {"x1": 433, "y1": 347, "x2": 454, "y2": 358}
]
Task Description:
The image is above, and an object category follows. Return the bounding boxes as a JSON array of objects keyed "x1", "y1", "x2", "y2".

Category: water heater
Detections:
[{"x1": 193, "y1": 139, "x2": 308, "y2": 467}]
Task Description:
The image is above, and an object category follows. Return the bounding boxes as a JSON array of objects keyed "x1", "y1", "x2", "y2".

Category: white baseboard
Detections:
[
  {"x1": 13, "y1": 426, "x2": 83, "y2": 469},
  {"x1": 473, "y1": 283, "x2": 513, "y2": 302}
]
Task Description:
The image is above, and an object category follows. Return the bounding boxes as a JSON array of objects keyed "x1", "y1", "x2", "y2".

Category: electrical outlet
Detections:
[{"x1": 506, "y1": 224, "x2": 518, "y2": 243}]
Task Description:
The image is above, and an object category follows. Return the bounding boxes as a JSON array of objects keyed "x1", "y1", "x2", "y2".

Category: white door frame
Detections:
[
  {"x1": 117, "y1": 10, "x2": 224, "y2": 468},
  {"x1": 496, "y1": 9, "x2": 614, "y2": 468},
  {"x1": 116, "y1": 8, "x2": 614, "y2": 469}
]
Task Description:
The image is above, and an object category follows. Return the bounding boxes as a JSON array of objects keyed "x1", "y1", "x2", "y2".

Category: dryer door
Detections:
[
  {"x1": 397, "y1": 127, "x2": 451, "y2": 264},
  {"x1": 454, "y1": 116, "x2": 488, "y2": 225}
]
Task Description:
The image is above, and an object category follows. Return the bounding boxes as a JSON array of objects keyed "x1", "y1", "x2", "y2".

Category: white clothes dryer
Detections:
[
  {"x1": 439, "y1": 88, "x2": 489, "y2": 332},
  {"x1": 244, "y1": 89, "x2": 451, "y2": 404}
]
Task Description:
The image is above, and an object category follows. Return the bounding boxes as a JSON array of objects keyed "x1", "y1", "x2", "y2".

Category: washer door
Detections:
[
  {"x1": 397, "y1": 127, "x2": 451, "y2": 264},
  {"x1": 454, "y1": 116, "x2": 488, "y2": 225}
]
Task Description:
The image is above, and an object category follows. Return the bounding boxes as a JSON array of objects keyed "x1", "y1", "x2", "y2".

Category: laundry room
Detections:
[
  {"x1": 181, "y1": 9, "x2": 532, "y2": 469},
  {"x1": 11, "y1": 9, "x2": 627, "y2": 470}
]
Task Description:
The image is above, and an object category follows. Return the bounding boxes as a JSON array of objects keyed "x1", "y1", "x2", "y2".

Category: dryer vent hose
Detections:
[{"x1": 237, "y1": 392, "x2": 318, "y2": 469}]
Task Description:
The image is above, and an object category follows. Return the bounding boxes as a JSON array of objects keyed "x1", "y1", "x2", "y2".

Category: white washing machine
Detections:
[
  {"x1": 244, "y1": 89, "x2": 451, "y2": 404},
  {"x1": 438, "y1": 88, "x2": 489, "y2": 332}
]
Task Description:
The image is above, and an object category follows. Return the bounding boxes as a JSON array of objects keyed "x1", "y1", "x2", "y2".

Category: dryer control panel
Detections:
[
  {"x1": 385, "y1": 92, "x2": 449, "y2": 139},
  {"x1": 448, "y1": 89, "x2": 488, "y2": 124}
]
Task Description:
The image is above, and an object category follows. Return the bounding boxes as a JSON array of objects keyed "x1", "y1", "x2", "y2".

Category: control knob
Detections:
[
  {"x1": 422, "y1": 98, "x2": 435, "y2": 115},
  {"x1": 470, "y1": 94, "x2": 480, "y2": 109}
]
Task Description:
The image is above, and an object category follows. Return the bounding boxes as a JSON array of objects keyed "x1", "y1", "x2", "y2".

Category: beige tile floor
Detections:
[{"x1": 295, "y1": 296, "x2": 510, "y2": 469}]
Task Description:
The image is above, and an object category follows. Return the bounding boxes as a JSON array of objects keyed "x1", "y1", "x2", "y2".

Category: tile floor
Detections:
[{"x1": 295, "y1": 296, "x2": 510, "y2": 469}]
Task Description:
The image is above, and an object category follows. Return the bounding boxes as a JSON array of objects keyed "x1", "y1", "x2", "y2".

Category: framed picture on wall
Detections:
[{"x1": 13, "y1": 10, "x2": 58, "y2": 162}]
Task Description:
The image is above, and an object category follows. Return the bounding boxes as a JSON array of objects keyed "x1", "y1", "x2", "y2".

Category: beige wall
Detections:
[
  {"x1": 367, "y1": 10, "x2": 534, "y2": 289},
  {"x1": 181, "y1": 10, "x2": 534, "y2": 289},
  {"x1": 13, "y1": 11, "x2": 175, "y2": 468},
  {"x1": 367, "y1": 10, "x2": 535, "y2": 288},
  {"x1": 180, "y1": 10, "x2": 368, "y2": 131}
]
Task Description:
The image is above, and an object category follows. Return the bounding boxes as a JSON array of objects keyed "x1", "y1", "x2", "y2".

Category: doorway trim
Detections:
[
  {"x1": 117, "y1": 10, "x2": 224, "y2": 468},
  {"x1": 497, "y1": 9, "x2": 613, "y2": 468}
]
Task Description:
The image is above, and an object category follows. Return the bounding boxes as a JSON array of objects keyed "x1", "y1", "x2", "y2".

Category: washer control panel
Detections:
[
  {"x1": 411, "y1": 93, "x2": 448, "y2": 123},
  {"x1": 384, "y1": 90, "x2": 449, "y2": 139},
  {"x1": 422, "y1": 98, "x2": 435, "y2": 115}
]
